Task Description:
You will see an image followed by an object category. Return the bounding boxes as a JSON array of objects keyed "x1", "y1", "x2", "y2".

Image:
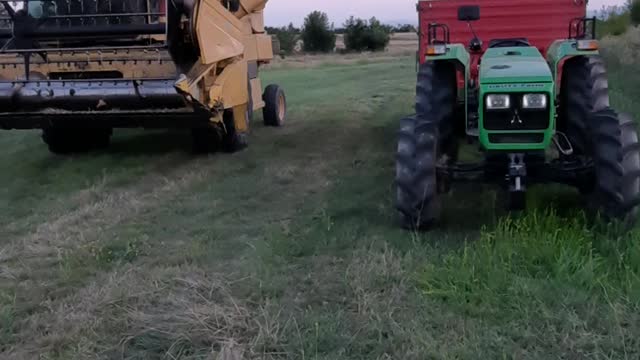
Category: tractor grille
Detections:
[
  {"x1": 483, "y1": 94, "x2": 551, "y2": 131},
  {"x1": 489, "y1": 134, "x2": 545, "y2": 144}
]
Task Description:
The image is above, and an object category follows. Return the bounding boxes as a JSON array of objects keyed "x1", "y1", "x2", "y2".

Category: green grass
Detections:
[{"x1": 0, "y1": 44, "x2": 639, "y2": 359}]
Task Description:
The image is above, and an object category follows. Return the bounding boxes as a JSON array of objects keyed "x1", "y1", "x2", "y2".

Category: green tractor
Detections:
[{"x1": 396, "y1": 3, "x2": 640, "y2": 229}]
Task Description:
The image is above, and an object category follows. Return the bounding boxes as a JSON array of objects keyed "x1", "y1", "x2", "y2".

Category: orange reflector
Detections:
[
  {"x1": 426, "y1": 44, "x2": 447, "y2": 56},
  {"x1": 576, "y1": 40, "x2": 599, "y2": 51}
]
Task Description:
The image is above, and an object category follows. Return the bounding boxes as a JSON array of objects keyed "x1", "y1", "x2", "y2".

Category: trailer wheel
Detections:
[
  {"x1": 587, "y1": 109, "x2": 640, "y2": 222},
  {"x1": 560, "y1": 56, "x2": 609, "y2": 154},
  {"x1": 395, "y1": 61, "x2": 457, "y2": 230},
  {"x1": 263, "y1": 84, "x2": 286, "y2": 127}
]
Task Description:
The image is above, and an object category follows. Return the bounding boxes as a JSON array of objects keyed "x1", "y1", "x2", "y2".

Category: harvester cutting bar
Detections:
[
  {"x1": 0, "y1": 77, "x2": 211, "y2": 130},
  {"x1": 0, "y1": 78, "x2": 185, "y2": 110}
]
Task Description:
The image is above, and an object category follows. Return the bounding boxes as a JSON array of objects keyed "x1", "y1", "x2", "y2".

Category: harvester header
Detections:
[{"x1": 0, "y1": 0, "x2": 287, "y2": 154}]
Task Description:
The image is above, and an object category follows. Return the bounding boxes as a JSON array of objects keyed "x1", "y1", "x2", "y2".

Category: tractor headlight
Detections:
[
  {"x1": 486, "y1": 94, "x2": 511, "y2": 110},
  {"x1": 522, "y1": 94, "x2": 547, "y2": 109}
]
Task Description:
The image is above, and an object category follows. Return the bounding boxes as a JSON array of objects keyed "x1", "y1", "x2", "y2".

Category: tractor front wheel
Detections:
[{"x1": 395, "y1": 61, "x2": 457, "y2": 230}]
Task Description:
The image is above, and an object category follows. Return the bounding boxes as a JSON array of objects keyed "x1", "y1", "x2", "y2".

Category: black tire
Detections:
[
  {"x1": 395, "y1": 62, "x2": 457, "y2": 230},
  {"x1": 263, "y1": 84, "x2": 286, "y2": 127},
  {"x1": 247, "y1": 80, "x2": 254, "y2": 123},
  {"x1": 560, "y1": 56, "x2": 609, "y2": 154},
  {"x1": 222, "y1": 110, "x2": 248, "y2": 153},
  {"x1": 620, "y1": 113, "x2": 640, "y2": 221},
  {"x1": 192, "y1": 110, "x2": 249, "y2": 154},
  {"x1": 588, "y1": 109, "x2": 640, "y2": 222},
  {"x1": 42, "y1": 128, "x2": 112, "y2": 154},
  {"x1": 192, "y1": 125, "x2": 221, "y2": 154}
]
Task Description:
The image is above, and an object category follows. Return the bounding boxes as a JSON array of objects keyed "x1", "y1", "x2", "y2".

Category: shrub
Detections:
[
  {"x1": 267, "y1": 23, "x2": 299, "y2": 54},
  {"x1": 598, "y1": 5, "x2": 631, "y2": 37},
  {"x1": 394, "y1": 24, "x2": 417, "y2": 33},
  {"x1": 301, "y1": 11, "x2": 336, "y2": 53},
  {"x1": 631, "y1": 0, "x2": 640, "y2": 26},
  {"x1": 343, "y1": 17, "x2": 391, "y2": 52}
]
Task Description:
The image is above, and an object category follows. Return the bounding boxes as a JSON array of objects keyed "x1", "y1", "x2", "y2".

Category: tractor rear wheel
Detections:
[
  {"x1": 560, "y1": 56, "x2": 609, "y2": 154},
  {"x1": 395, "y1": 61, "x2": 457, "y2": 230},
  {"x1": 587, "y1": 109, "x2": 640, "y2": 222}
]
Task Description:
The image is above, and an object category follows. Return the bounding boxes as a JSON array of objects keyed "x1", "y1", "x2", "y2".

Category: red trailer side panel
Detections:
[{"x1": 418, "y1": 0, "x2": 587, "y2": 60}]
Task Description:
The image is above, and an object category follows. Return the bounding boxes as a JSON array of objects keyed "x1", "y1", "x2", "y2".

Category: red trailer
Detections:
[{"x1": 418, "y1": 0, "x2": 588, "y2": 85}]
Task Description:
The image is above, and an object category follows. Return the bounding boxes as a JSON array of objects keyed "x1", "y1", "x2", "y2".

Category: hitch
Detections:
[{"x1": 507, "y1": 153, "x2": 527, "y2": 210}]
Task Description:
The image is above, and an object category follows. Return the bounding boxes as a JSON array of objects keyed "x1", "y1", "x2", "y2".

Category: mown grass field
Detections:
[{"x1": 1, "y1": 33, "x2": 640, "y2": 359}]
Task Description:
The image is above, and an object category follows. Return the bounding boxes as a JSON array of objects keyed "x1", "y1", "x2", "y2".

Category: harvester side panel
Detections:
[{"x1": 418, "y1": 0, "x2": 587, "y2": 61}]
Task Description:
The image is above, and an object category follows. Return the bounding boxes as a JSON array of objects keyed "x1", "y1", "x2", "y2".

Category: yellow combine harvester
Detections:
[{"x1": 0, "y1": 0, "x2": 286, "y2": 153}]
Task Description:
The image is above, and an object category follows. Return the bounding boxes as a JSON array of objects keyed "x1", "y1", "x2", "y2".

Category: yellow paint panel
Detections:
[
  {"x1": 250, "y1": 78, "x2": 265, "y2": 110},
  {"x1": 197, "y1": 0, "x2": 245, "y2": 64},
  {"x1": 240, "y1": 17, "x2": 253, "y2": 35},
  {"x1": 244, "y1": 35, "x2": 259, "y2": 61},
  {"x1": 255, "y1": 34, "x2": 274, "y2": 61},
  {"x1": 209, "y1": 60, "x2": 248, "y2": 109},
  {"x1": 233, "y1": 104, "x2": 249, "y2": 132},
  {"x1": 249, "y1": 11, "x2": 265, "y2": 33},
  {"x1": 237, "y1": 0, "x2": 267, "y2": 17}
]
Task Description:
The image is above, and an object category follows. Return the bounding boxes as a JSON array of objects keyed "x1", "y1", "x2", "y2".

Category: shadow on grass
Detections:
[{"x1": 106, "y1": 129, "x2": 194, "y2": 156}]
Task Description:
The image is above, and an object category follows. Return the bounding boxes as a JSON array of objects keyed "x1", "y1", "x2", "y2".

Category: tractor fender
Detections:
[
  {"x1": 546, "y1": 39, "x2": 601, "y2": 97},
  {"x1": 423, "y1": 43, "x2": 470, "y2": 122},
  {"x1": 423, "y1": 44, "x2": 470, "y2": 102}
]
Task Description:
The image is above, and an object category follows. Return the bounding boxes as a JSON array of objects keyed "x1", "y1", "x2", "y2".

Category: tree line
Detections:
[
  {"x1": 596, "y1": 0, "x2": 639, "y2": 37},
  {"x1": 266, "y1": 11, "x2": 417, "y2": 55}
]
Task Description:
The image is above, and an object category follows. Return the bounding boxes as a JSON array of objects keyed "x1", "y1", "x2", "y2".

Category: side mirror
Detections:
[{"x1": 458, "y1": 6, "x2": 480, "y2": 22}]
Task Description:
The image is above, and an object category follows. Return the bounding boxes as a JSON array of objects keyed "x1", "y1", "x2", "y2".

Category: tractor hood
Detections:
[{"x1": 480, "y1": 47, "x2": 553, "y2": 84}]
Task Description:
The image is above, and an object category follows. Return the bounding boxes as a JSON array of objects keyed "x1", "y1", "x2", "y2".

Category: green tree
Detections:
[
  {"x1": 276, "y1": 23, "x2": 299, "y2": 54},
  {"x1": 343, "y1": 16, "x2": 391, "y2": 52},
  {"x1": 301, "y1": 11, "x2": 336, "y2": 53},
  {"x1": 630, "y1": 0, "x2": 640, "y2": 26}
]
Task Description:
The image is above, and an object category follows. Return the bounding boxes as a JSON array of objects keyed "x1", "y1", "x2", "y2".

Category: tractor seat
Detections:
[{"x1": 488, "y1": 38, "x2": 531, "y2": 48}]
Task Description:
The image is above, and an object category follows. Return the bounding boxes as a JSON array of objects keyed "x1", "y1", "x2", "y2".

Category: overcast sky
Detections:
[{"x1": 265, "y1": 0, "x2": 628, "y2": 27}]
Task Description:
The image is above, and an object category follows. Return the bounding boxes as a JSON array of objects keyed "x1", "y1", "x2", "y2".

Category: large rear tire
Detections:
[
  {"x1": 395, "y1": 62, "x2": 457, "y2": 230},
  {"x1": 560, "y1": 56, "x2": 609, "y2": 154},
  {"x1": 588, "y1": 109, "x2": 640, "y2": 222}
]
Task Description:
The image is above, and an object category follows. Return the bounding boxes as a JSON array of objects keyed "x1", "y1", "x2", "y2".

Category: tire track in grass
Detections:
[
  {"x1": 0, "y1": 155, "x2": 221, "y2": 283},
  {"x1": 0, "y1": 141, "x2": 341, "y2": 359}
]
